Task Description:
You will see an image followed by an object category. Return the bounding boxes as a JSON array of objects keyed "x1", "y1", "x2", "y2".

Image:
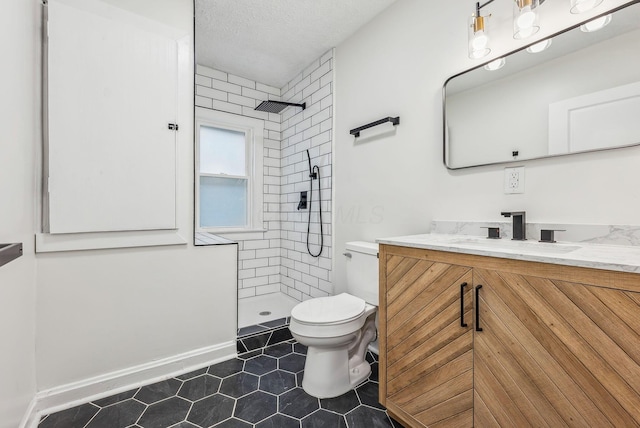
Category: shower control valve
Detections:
[{"x1": 297, "y1": 191, "x2": 308, "y2": 210}]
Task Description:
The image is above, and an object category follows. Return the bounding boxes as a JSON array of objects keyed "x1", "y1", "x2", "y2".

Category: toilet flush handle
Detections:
[{"x1": 343, "y1": 252, "x2": 352, "y2": 258}]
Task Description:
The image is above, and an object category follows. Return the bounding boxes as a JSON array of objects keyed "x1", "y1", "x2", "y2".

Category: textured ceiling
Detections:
[{"x1": 195, "y1": 0, "x2": 396, "y2": 88}]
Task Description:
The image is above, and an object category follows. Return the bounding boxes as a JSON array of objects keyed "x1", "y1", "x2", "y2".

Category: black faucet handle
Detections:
[
  {"x1": 539, "y1": 229, "x2": 565, "y2": 243},
  {"x1": 501, "y1": 210, "x2": 526, "y2": 217},
  {"x1": 481, "y1": 227, "x2": 501, "y2": 239}
]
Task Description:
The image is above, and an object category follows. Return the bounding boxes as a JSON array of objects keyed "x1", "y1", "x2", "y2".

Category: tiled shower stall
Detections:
[{"x1": 195, "y1": 50, "x2": 334, "y2": 325}]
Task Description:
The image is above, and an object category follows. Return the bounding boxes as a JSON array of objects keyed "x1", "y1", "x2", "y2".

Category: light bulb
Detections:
[
  {"x1": 581, "y1": 14, "x2": 612, "y2": 32},
  {"x1": 513, "y1": 0, "x2": 540, "y2": 40},
  {"x1": 570, "y1": 0, "x2": 604, "y2": 14},
  {"x1": 517, "y1": 7, "x2": 536, "y2": 29},
  {"x1": 472, "y1": 33, "x2": 489, "y2": 50},
  {"x1": 484, "y1": 58, "x2": 506, "y2": 71},
  {"x1": 526, "y1": 39, "x2": 552, "y2": 53},
  {"x1": 470, "y1": 35, "x2": 491, "y2": 58}
]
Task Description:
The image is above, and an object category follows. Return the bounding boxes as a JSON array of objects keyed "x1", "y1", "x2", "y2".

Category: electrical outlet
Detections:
[{"x1": 504, "y1": 166, "x2": 525, "y2": 194}]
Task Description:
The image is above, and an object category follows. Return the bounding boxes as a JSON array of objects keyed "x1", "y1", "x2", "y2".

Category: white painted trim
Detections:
[
  {"x1": 35, "y1": 230, "x2": 188, "y2": 253},
  {"x1": 21, "y1": 341, "x2": 236, "y2": 427},
  {"x1": 195, "y1": 107, "x2": 265, "y2": 233},
  {"x1": 19, "y1": 397, "x2": 38, "y2": 428}
]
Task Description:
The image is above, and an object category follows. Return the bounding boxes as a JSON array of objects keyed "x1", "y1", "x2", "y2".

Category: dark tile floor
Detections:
[
  {"x1": 39, "y1": 340, "x2": 400, "y2": 428},
  {"x1": 237, "y1": 317, "x2": 294, "y2": 355}
]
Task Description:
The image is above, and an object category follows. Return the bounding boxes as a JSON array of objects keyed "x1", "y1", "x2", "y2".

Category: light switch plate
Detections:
[{"x1": 504, "y1": 166, "x2": 525, "y2": 194}]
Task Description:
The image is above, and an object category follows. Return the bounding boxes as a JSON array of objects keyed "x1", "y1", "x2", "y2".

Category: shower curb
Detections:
[{"x1": 237, "y1": 317, "x2": 293, "y2": 356}]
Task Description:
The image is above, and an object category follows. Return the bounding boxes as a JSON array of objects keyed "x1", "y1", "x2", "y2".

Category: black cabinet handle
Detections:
[
  {"x1": 460, "y1": 282, "x2": 468, "y2": 327},
  {"x1": 475, "y1": 285, "x2": 483, "y2": 332}
]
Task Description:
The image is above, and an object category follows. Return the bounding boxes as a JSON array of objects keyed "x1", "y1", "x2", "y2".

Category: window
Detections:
[
  {"x1": 196, "y1": 108, "x2": 264, "y2": 232},
  {"x1": 199, "y1": 126, "x2": 248, "y2": 228}
]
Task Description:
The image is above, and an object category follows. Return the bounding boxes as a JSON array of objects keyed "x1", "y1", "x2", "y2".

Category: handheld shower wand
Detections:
[
  {"x1": 307, "y1": 151, "x2": 317, "y2": 180},
  {"x1": 305, "y1": 150, "x2": 323, "y2": 258}
]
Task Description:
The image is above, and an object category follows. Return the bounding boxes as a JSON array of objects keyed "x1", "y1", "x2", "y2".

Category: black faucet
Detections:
[{"x1": 501, "y1": 211, "x2": 526, "y2": 240}]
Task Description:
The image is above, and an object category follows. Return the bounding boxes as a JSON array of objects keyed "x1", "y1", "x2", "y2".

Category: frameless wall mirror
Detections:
[{"x1": 444, "y1": 1, "x2": 640, "y2": 169}]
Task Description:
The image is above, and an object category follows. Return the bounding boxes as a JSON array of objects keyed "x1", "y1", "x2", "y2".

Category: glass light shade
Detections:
[
  {"x1": 469, "y1": 14, "x2": 491, "y2": 59},
  {"x1": 570, "y1": 0, "x2": 604, "y2": 14},
  {"x1": 526, "y1": 38, "x2": 552, "y2": 53},
  {"x1": 514, "y1": 0, "x2": 540, "y2": 39},
  {"x1": 484, "y1": 57, "x2": 506, "y2": 71},
  {"x1": 581, "y1": 14, "x2": 612, "y2": 32}
]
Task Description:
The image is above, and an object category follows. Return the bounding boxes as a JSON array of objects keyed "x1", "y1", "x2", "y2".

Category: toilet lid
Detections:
[{"x1": 291, "y1": 293, "x2": 366, "y2": 324}]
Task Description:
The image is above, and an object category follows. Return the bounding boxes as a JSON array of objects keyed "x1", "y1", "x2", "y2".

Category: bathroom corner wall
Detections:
[
  {"x1": 195, "y1": 65, "x2": 283, "y2": 299},
  {"x1": 0, "y1": 0, "x2": 38, "y2": 425},
  {"x1": 195, "y1": 50, "x2": 334, "y2": 303},
  {"x1": 279, "y1": 50, "x2": 334, "y2": 301}
]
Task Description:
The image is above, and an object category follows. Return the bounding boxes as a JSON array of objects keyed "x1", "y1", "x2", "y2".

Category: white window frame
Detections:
[{"x1": 195, "y1": 107, "x2": 264, "y2": 234}]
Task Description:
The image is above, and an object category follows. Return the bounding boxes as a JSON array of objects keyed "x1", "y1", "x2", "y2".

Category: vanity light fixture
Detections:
[
  {"x1": 469, "y1": 1, "x2": 494, "y2": 59},
  {"x1": 580, "y1": 13, "x2": 612, "y2": 32},
  {"x1": 570, "y1": 0, "x2": 604, "y2": 14},
  {"x1": 469, "y1": 0, "x2": 547, "y2": 59},
  {"x1": 484, "y1": 57, "x2": 506, "y2": 70},
  {"x1": 526, "y1": 38, "x2": 552, "y2": 53},
  {"x1": 514, "y1": 0, "x2": 540, "y2": 39}
]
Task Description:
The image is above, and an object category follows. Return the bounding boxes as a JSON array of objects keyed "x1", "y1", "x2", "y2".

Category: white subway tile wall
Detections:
[
  {"x1": 195, "y1": 50, "x2": 333, "y2": 302},
  {"x1": 279, "y1": 50, "x2": 333, "y2": 302}
]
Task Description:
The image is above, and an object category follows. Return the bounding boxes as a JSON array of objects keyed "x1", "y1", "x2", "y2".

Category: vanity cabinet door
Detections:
[
  {"x1": 473, "y1": 268, "x2": 640, "y2": 427},
  {"x1": 380, "y1": 251, "x2": 474, "y2": 427}
]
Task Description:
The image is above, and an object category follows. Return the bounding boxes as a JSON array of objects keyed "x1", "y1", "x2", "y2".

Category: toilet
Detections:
[{"x1": 289, "y1": 241, "x2": 379, "y2": 398}]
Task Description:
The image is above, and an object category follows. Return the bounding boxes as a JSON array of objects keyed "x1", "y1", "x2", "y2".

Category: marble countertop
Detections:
[{"x1": 377, "y1": 233, "x2": 640, "y2": 274}]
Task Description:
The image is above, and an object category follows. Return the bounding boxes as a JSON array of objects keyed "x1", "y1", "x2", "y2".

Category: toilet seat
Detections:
[
  {"x1": 291, "y1": 293, "x2": 365, "y2": 325},
  {"x1": 290, "y1": 293, "x2": 376, "y2": 339}
]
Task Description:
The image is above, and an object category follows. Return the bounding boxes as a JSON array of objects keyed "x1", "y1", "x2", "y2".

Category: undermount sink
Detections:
[{"x1": 449, "y1": 237, "x2": 580, "y2": 254}]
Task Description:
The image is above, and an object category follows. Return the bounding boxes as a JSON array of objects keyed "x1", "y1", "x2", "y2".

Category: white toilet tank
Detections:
[{"x1": 345, "y1": 241, "x2": 379, "y2": 306}]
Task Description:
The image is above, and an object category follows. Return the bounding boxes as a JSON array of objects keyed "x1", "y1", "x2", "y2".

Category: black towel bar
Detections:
[
  {"x1": 350, "y1": 117, "x2": 400, "y2": 137},
  {"x1": 0, "y1": 243, "x2": 22, "y2": 269}
]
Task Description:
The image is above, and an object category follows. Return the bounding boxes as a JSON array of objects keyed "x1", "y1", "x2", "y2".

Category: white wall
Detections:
[
  {"x1": 0, "y1": 0, "x2": 238, "y2": 422},
  {"x1": 0, "y1": 0, "x2": 39, "y2": 425},
  {"x1": 36, "y1": 245, "x2": 237, "y2": 390},
  {"x1": 333, "y1": 0, "x2": 640, "y2": 291}
]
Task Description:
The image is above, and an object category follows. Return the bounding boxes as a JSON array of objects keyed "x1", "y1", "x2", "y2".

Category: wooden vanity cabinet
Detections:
[
  {"x1": 379, "y1": 244, "x2": 640, "y2": 428},
  {"x1": 380, "y1": 251, "x2": 474, "y2": 426}
]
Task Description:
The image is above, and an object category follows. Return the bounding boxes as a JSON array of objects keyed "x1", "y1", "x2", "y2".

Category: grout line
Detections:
[{"x1": 80, "y1": 404, "x2": 100, "y2": 428}]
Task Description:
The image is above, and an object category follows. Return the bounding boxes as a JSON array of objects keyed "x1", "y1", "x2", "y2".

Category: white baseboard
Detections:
[
  {"x1": 18, "y1": 397, "x2": 38, "y2": 428},
  {"x1": 21, "y1": 341, "x2": 236, "y2": 428}
]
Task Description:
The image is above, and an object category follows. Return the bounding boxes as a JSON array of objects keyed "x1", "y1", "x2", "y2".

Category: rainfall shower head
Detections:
[{"x1": 255, "y1": 100, "x2": 306, "y2": 114}]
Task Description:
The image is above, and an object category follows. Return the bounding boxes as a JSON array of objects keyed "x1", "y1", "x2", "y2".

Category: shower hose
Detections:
[{"x1": 306, "y1": 149, "x2": 324, "y2": 258}]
